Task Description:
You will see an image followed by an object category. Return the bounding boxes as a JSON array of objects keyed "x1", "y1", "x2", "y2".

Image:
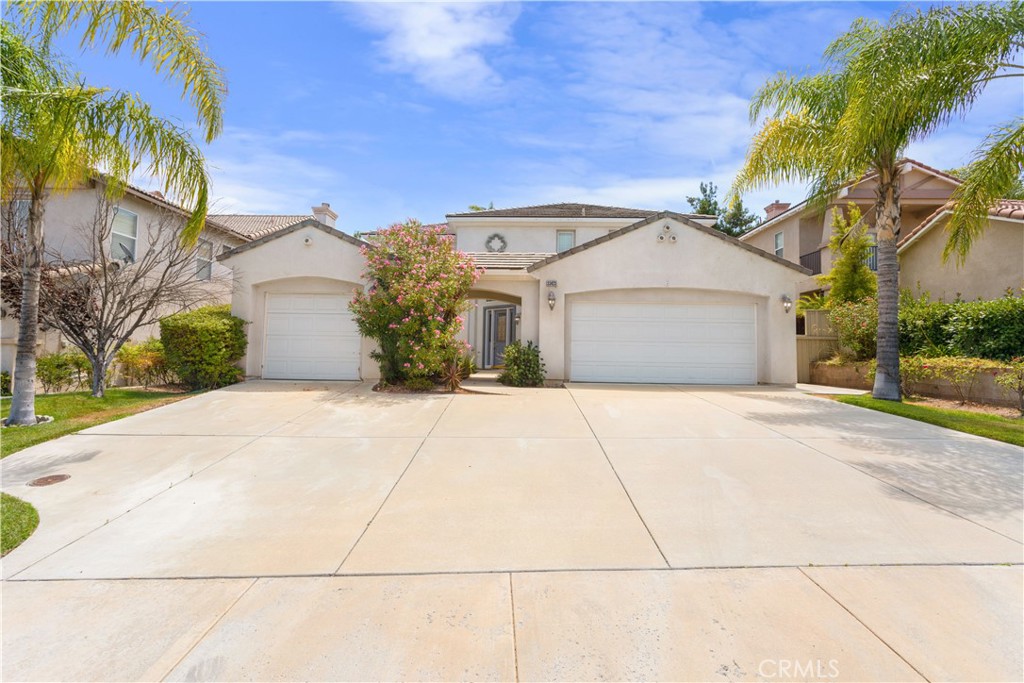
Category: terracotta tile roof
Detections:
[
  {"x1": 207, "y1": 214, "x2": 312, "y2": 240},
  {"x1": 447, "y1": 203, "x2": 659, "y2": 219},
  {"x1": 991, "y1": 199, "x2": 1024, "y2": 220},
  {"x1": 463, "y1": 252, "x2": 554, "y2": 270},
  {"x1": 218, "y1": 219, "x2": 367, "y2": 260},
  {"x1": 898, "y1": 199, "x2": 1024, "y2": 249}
]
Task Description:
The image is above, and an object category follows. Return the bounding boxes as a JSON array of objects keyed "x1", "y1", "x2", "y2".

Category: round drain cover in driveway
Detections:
[{"x1": 28, "y1": 474, "x2": 70, "y2": 487}]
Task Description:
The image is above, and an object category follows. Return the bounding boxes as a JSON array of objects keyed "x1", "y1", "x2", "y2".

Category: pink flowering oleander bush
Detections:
[
  {"x1": 828, "y1": 297, "x2": 878, "y2": 361},
  {"x1": 350, "y1": 220, "x2": 480, "y2": 386}
]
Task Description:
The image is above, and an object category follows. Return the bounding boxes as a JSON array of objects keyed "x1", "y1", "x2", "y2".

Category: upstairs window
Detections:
[
  {"x1": 774, "y1": 231, "x2": 784, "y2": 258},
  {"x1": 196, "y1": 239, "x2": 213, "y2": 280},
  {"x1": 556, "y1": 230, "x2": 575, "y2": 253},
  {"x1": 111, "y1": 208, "x2": 138, "y2": 262}
]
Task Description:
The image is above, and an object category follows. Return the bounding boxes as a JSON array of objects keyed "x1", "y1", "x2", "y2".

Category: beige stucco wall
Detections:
[
  {"x1": 221, "y1": 225, "x2": 379, "y2": 380},
  {"x1": 532, "y1": 217, "x2": 802, "y2": 383},
  {"x1": 899, "y1": 217, "x2": 1024, "y2": 301},
  {"x1": 448, "y1": 216, "x2": 644, "y2": 254}
]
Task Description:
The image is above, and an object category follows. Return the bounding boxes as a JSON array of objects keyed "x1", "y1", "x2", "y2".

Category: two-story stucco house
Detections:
[
  {"x1": 739, "y1": 159, "x2": 1024, "y2": 302},
  {"x1": 220, "y1": 203, "x2": 809, "y2": 385},
  {"x1": 0, "y1": 176, "x2": 338, "y2": 378}
]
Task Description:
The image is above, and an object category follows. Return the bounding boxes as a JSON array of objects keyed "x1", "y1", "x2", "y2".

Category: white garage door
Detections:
[
  {"x1": 570, "y1": 302, "x2": 757, "y2": 384},
  {"x1": 263, "y1": 294, "x2": 360, "y2": 380}
]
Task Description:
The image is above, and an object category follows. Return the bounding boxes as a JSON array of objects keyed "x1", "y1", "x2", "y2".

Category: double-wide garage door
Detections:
[
  {"x1": 570, "y1": 302, "x2": 756, "y2": 384},
  {"x1": 263, "y1": 294, "x2": 360, "y2": 380}
]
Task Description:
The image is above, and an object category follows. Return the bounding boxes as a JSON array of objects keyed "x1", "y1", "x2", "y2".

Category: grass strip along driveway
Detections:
[
  {"x1": 1, "y1": 389, "x2": 195, "y2": 459},
  {"x1": 835, "y1": 394, "x2": 1024, "y2": 447},
  {"x1": 1, "y1": 493, "x2": 39, "y2": 556}
]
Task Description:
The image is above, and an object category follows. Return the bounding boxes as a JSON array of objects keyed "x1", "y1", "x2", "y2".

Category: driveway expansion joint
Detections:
[{"x1": 797, "y1": 567, "x2": 933, "y2": 682}]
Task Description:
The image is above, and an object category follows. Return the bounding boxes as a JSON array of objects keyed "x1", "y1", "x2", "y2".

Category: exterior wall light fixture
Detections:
[
  {"x1": 781, "y1": 294, "x2": 793, "y2": 313},
  {"x1": 548, "y1": 290, "x2": 557, "y2": 310}
]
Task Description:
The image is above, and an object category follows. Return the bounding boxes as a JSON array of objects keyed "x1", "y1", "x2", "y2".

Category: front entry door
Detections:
[{"x1": 484, "y1": 305, "x2": 515, "y2": 368}]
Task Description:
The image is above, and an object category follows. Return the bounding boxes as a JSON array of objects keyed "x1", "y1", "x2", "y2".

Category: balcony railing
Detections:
[
  {"x1": 800, "y1": 249, "x2": 822, "y2": 275},
  {"x1": 866, "y1": 245, "x2": 878, "y2": 271}
]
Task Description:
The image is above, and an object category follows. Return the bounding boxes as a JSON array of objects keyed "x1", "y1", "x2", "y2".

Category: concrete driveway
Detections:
[{"x1": 2, "y1": 381, "x2": 1021, "y2": 681}]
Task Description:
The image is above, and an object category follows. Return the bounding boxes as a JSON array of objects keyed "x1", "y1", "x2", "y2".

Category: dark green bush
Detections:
[
  {"x1": 943, "y1": 296, "x2": 1024, "y2": 361},
  {"x1": 898, "y1": 291, "x2": 952, "y2": 357},
  {"x1": 498, "y1": 341, "x2": 546, "y2": 387},
  {"x1": 1, "y1": 371, "x2": 10, "y2": 395},
  {"x1": 160, "y1": 305, "x2": 247, "y2": 390}
]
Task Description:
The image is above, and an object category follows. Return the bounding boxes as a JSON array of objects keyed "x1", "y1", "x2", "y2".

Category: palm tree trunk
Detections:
[
  {"x1": 8, "y1": 190, "x2": 45, "y2": 425},
  {"x1": 872, "y1": 163, "x2": 902, "y2": 401}
]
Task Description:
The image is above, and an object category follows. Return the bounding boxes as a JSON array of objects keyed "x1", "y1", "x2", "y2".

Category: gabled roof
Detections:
[
  {"x1": 447, "y1": 203, "x2": 660, "y2": 219},
  {"x1": 740, "y1": 157, "x2": 963, "y2": 241},
  {"x1": 527, "y1": 211, "x2": 810, "y2": 274},
  {"x1": 897, "y1": 199, "x2": 1024, "y2": 252},
  {"x1": 218, "y1": 218, "x2": 367, "y2": 260},
  {"x1": 92, "y1": 176, "x2": 248, "y2": 242},
  {"x1": 465, "y1": 252, "x2": 554, "y2": 270},
  {"x1": 208, "y1": 214, "x2": 312, "y2": 240}
]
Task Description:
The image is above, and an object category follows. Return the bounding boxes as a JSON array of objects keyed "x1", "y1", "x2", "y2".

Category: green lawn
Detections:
[
  {"x1": 1, "y1": 492, "x2": 39, "y2": 556},
  {"x1": 2, "y1": 388, "x2": 194, "y2": 458},
  {"x1": 835, "y1": 394, "x2": 1024, "y2": 447}
]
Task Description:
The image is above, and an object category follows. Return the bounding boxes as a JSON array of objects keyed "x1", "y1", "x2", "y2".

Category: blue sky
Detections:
[{"x1": 51, "y1": 1, "x2": 1022, "y2": 233}]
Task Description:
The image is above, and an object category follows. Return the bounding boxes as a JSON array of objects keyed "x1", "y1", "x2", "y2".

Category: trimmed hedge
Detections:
[
  {"x1": 899, "y1": 294, "x2": 1024, "y2": 361},
  {"x1": 160, "y1": 305, "x2": 247, "y2": 390}
]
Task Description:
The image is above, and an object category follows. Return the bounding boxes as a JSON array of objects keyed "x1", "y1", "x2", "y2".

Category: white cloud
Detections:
[
  {"x1": 345, "y1": 2, "x2": 521, "y2": 100},
  {"x1": 205, "y1": 127, "x2": 351, "y2": 214}
]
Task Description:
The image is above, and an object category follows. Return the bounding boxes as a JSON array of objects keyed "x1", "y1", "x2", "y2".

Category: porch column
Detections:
[{"x1": 519, "y1": 288, "x2": 539, "y2": 346}]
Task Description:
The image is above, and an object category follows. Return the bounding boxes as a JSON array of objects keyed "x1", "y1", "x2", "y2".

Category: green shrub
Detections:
[
  {"x1": 943, "y1": 296, "x2": 1024, "y2": 361},
  {"x1": 898, "y1": 290, "x2": 952, "y2": 357},
  {"x1": 828, "y1": 298, "x2": 877, "y2": 361},
  {"x1": 994, "y1": 357, "x2": 1024, "y2": 416},
  {"x1": 117, "y1": 339, "x2": 173, "y2": 387},
  {"x1": 0, "y1": 371, "x2": 10, "y2": 395},
  {"x1": 498, "y1": 341, "x2": 546, "y2": 387},
  {"x1": 923, "y1": 356, "x2": 1004, "y2": 404},
  {"x1": 36, "y1": 351, "x2": 85, "y2": 393},
  {"x1": 160, "y1": 305, "x2": 246, "y2": 390}
]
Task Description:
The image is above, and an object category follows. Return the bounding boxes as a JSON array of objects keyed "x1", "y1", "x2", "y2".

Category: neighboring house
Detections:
[
  {"x1": 739, "y1": 158, "x2": 1024, "y2": 302},
  {"x1": 220, "y1": 203, "x2": 807, "y2": 385},
  {"x1": 0, "y1": 175, "x2": 335, "y2": 378}
]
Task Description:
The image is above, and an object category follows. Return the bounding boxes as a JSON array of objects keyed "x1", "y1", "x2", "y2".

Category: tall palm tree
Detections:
[
  {"x1": 836, "y1": 2, "x2": 1024, "y2": 264},
  {"x1": 1, "y1": 2, "x2": 225, "y2": 425},
  {"x1": 732, "y1": 2, "x2": 1023, "y2": 401}
]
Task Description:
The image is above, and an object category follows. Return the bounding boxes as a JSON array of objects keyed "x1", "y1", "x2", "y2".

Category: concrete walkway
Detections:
[{"x1": 2, "y1": 381, "x2": 1021, "y2": 681}]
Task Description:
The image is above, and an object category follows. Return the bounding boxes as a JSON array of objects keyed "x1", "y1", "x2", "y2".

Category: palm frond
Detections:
[
  {"x1": 944, "y1": 119, "x2": 1024, "y2": 264},
  {"x1": 12, "y1": 0, "x2": 226, "y2": 142}
]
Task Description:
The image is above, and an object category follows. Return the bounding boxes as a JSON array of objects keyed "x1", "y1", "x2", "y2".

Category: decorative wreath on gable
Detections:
[{"x1": 485, "y1": 233, "x2": 508, "y2": 253}]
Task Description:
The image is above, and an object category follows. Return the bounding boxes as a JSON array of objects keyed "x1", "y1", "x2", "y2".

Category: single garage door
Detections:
[
  {"x1": 570, "y1": 302, "x2": 756, "y2": 384},
  {"x1": 263, "y1": 294, "x2": 360, "y2": 380}
]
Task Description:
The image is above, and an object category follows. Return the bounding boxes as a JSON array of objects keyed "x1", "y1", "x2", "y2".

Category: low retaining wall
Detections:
[{"x1": 810, "y1": 361, "x2": 1016, "y2": 407}]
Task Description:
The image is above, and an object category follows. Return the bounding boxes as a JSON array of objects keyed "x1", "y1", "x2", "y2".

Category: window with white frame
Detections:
[
  {"x1": 774, "y1": 231, "x2": 784, "y2": 258},
  {"x1": 111, "y1": 208, "x2": 138, "y2": 262},
  {"x1": 556, "y1": 230, "x2": 575, "y2": 253},
  {"x1": 196, "y1": 239, "x2": 213, "y2": 280}
]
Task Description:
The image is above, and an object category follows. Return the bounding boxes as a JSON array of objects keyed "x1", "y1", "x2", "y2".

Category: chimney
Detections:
[
  {"x1": 764, "y1": 199, "x2": 791, "y2": 220},
  {"x1": 312, "y1": 202, "x2": 338, "y2": 228}
]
